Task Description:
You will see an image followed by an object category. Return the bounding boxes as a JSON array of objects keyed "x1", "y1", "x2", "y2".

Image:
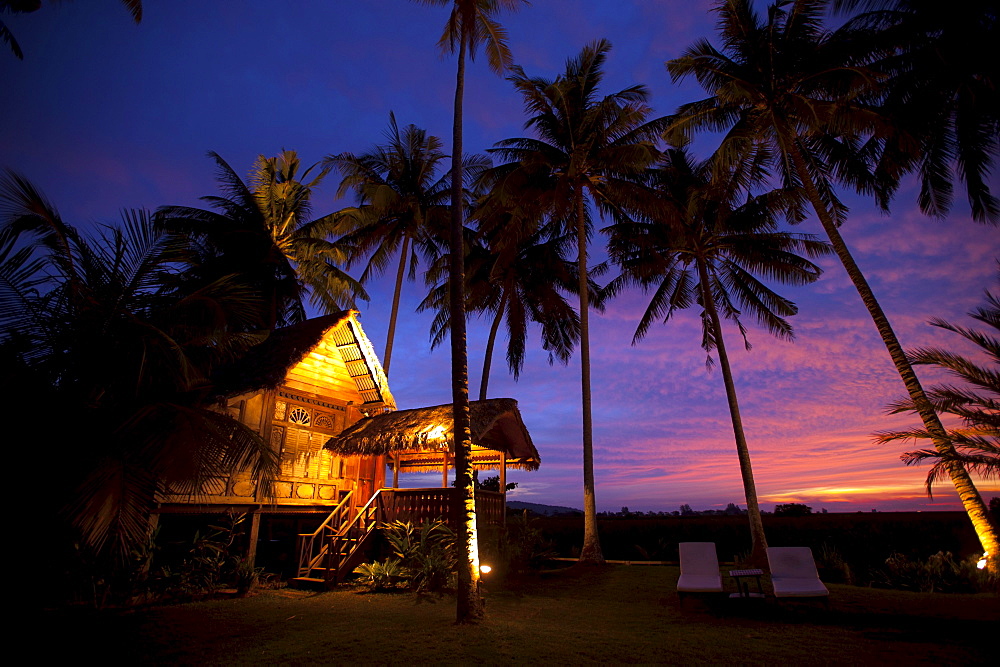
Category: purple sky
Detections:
[{"x1": 2, "y1": 0, "x2": 997, "y2": 513}]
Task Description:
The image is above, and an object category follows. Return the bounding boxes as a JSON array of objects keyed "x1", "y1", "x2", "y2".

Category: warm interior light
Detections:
[
  {"x1": 480, "y1": 564, "x2": 492, "y2": 574},
  {"x1": 427, "y1": 424, "x2": 447, "y2": 444}
]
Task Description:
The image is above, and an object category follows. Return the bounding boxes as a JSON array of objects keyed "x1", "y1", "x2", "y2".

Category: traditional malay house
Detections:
[{"x1": 154, "y1": 310, "x2": 539, "y2": 586}]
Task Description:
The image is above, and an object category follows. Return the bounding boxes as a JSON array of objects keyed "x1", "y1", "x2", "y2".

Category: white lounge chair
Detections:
[
  {"x1": 767, "y1": 546, "x2": 830, "y2": 604},
  {"x1": 677, "y1": 542, "x2": 724, "y2": 600}
]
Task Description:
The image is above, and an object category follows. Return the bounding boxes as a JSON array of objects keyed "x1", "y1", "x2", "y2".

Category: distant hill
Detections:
[{"x1": 507, "y1": 500, "x2": 582, "y2": 516}]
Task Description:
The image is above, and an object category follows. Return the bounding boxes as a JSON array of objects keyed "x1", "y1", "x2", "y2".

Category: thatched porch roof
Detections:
[{"x1": 325, "y1": 398, "x2": 540, "y2": 471}]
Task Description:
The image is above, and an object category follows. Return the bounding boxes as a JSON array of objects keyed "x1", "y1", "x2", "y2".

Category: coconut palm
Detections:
[
  {"x1": 411, "y1": 0, "x2": 527, "y2": 622},
  {"x1": 876, "y1": 287, "x2": 1000, "y2": 497},
  {"x1": 834, "y1": 0, "x2": 999, "y2": 223},
  {"x1": 0, "y1": 169, "x2": 278, "y2": 574},
  {"x1": 606, "y1": 148, "x2": 831, "y2": 563},
  {"x1": 666, "y1": 0, "x2": 998, "y2": 570},
  {"x1": 488, "y1": 39, "x2": 664, "y2": 563},
  {"x1": 419, "y1": 217, "x2": 589, "y2": 401},
  {"x1": 326, "y1": 115, "x2": 461, "y2": 376},
  {"x1": 157, "y1": 150, "x2": 365, "y2": 329}
]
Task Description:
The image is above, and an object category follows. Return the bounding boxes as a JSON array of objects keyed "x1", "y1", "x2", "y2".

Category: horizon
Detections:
[
  {"x1": 2, "y1": 1, "x2": 997, "y2": 515},
  {"x1": 504, "y1": 498, "x2": 988, "y2": 515}
]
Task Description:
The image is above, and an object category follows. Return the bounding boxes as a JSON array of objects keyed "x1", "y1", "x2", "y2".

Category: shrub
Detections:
[
  {"x1": 816, "y1": 542, "x2": 852, "y2": 584},
  {"x1": 353, "y1": 559, "x2": 409, "y2": 591},
  {"x1": 233, "y1": 558, "x2": 268, "y2": 596},
  {"x1": 148, "y1": 512, "x2": 257, "y2": 601},
  {"x1": 875, "y1": 551, "x2": 993, "y2": 593},
  {"x1": 381, "y1": 518, "x2": 456, "y2": 593},
  {"x1": 500, "y1": 512, "x2": 557, "y2": 575}
]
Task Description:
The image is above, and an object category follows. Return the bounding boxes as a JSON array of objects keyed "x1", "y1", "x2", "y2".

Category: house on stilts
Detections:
[{"x1": 155, "y1": 310, "x2": 539, "y2": 587}]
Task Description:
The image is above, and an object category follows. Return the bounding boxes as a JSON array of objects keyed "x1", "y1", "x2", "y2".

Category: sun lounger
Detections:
[
  {"x1": 677, "y1": 542, "x2": 724, "y2": 599},
  {"x1": 767, "y1": 546, "x2": 829, "y2": 604}
]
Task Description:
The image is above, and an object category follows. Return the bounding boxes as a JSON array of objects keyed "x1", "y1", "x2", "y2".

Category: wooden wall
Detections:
[{"x1": 159, "y1": 319, "x2": 387, "y2": 509}]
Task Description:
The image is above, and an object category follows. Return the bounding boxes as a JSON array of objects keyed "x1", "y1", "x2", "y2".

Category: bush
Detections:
[
  {"x1": 353, "y1": 559, "x2": 409, "y2": 591},
  {"x1": 815, "y1": 542, "x2": 852, "y2": 584},
  {"x1": 499, "y1": 512, "x2": 557, "y2": 575},
  {"x1": 381, "y1": 518, "x2": 457, "y2": 593},
  {"x1": 875, "y1": 551, "x2": 995, "y2": 593}
]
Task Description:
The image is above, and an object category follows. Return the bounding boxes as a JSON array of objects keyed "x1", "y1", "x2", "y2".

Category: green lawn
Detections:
[{"x1": 48, "y1": 565, "x2": 995, "y2": 664}]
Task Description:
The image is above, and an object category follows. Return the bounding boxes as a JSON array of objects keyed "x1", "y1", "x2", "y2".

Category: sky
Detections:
[{"x1": 2, "y1": 0, "x2": 997, "y2": 514}]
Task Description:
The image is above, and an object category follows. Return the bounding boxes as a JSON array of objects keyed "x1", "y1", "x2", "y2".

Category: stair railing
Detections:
[
  {"x1": 296, "y1": 489, "x2": 355, "y2": 579},
  {"x1": 324, "y1": 487, "x2": 386, "y2": 583}
]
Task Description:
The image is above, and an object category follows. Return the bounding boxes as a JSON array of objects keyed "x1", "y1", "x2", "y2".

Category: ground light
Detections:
[
  {"x1": 977, "y1": 552, "x2": 988, "y2": 570},
  {"x1": 480, "y1": 565, "x2": 492, "y2": 574}
]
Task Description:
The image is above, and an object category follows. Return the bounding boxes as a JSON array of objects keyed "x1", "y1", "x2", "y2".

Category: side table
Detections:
[{"x1": 728, "y1": 568, "x2": 765, "y2": 598}]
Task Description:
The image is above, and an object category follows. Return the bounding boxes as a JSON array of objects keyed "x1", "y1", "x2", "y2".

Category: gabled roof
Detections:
[
  {"x1": 325, "y1": 398, "x2": 540, "y2": 470},
  {"x1": 211, "y1": 310, "x2": 394, "y2": 409}
]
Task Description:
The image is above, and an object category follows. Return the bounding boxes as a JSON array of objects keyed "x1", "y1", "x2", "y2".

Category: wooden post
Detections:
[
  {"x1": 442, "y1": 450, "x2": 450, "y2": 488},
  {"x1": 500, "y1": 451, "x2": 507, "y2": 526},
  {"x1": 255, "y1": 390, "x2": 278, "y2": 505},
  {"x1": 247, "y1": 509, "x2": 262, "y2": 565},
  {"x1": 392, "y1": 452, "x2": 400, "y2": 488}
]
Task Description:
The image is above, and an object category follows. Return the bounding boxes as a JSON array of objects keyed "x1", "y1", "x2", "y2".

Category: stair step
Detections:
[{"x1": 288, "y1": 577, "x2": 328, "y2": 590}]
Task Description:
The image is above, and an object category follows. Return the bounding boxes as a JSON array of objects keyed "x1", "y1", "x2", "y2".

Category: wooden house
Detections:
[{"x1": 154, "y1": 310, "x2": 539, "y2": 585}]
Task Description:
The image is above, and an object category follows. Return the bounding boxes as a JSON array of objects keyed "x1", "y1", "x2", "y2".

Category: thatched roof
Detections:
[
  {"x1": 212, "y1": 311, "x2": 354, "y2": 398},
  {"x1": 326, "y1": 398, "x2": 540, "y2": 471}
]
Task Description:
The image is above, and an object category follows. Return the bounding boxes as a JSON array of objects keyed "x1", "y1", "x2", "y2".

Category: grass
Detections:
[{"x1": 47, "y1": 565, "x2": 995, "y2": 664}]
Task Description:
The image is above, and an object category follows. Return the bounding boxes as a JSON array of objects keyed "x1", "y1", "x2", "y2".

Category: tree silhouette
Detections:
[{"x1": 607, "y1": 148, "x2": 829, "y2": 562}]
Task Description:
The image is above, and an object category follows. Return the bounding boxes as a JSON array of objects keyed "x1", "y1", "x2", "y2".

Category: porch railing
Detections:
[{"x1": 380, "y1": 488, "x2": 505, "y2": 528}]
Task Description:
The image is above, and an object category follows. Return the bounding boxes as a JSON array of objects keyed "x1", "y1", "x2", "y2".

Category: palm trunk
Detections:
[
  {"x1": 382, "y1": 233, "x2": 410, "y2": 376},
  {"x1": 577, "y1": 189, "x2": 604, "y2": 564},
  {"x1": 697, "y1": 258, "x2": 768, "y2": 564},
  {"x1": 450, "y1": 35, "x2": 484, "y2": 622},
  {"x1": 788, "y1": 142, "x2": 999, "y2": 571},
  {"x1": 479, "y1": 290, "x2": 506, "y2": 401}
]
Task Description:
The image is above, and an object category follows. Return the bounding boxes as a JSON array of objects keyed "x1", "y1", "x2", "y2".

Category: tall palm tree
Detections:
[
  {"x1": 0, "y1": 169, "x2": 278, "y2": 573},
  {"x1": 158, "y1": 150, "x2": 365, "y2": 329},
  {"x1": 666, "y1": 0, "x2": 998, "y2": 572},
  {"x1": 411, "y1": 0, "x2": 526, "y2": 622},
  {"x1": 488, "y1": 39, "x2": 664, "y2": 563},
  {"x1": 876, "y1": 286, "x2": 1000, "y2": 498},
  {"x1": 419, "y1": 217, "x2": 587, "y2": 401},
  {"x1": 326, "y1": 114, "x2": 461, "y2": 376},
  {"x1": 2, "y1": 0, "x2": 142, "y2": 60},
  {"x1": 833, "y1": 0, "x2": 999, "y2": 223},
  {"x1": 606, "y1": 148, "x2": 831, "y2": 563}
]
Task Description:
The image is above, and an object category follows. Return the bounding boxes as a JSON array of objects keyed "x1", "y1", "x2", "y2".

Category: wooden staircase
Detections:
[
  {"x1": 291, "y1": 489, "x2": 385, "y2": 589},
  {"x1": 289, "y1": 486, "x2": 507, "y2": 589}
]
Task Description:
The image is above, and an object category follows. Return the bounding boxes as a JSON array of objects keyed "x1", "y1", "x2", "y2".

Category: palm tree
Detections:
[
  {"x1": 488, "y1": 39, "x2": 664, "y2": 563},
  {"x1": 606, "y1": 148, "x2": 831, "y2": 563},
  {"x1": 419, "y1": 216, "x2": 587, "y2": 401},
  {"x1": 833, "y1": 0, "x2": 999, "y2": 223},
  {"x1": 2, "y1": 0, "x2": 142, "y2": 60},
  {"x1": 158, "y1": 150, "x2": 365, "y2": 329},
  {"x1": 0, "y1": 169, "x2": 278, "y2": 577},
  {"x1": 411, "y1": 0, "x2": 526, "y2": 622},
  {"x1": 876, "y1": 286, "x2": 1000, "y2": 499},
  {"x1": 326, "y1": 114, "x2": 459, "y2": 376},
  {"x1": 666, "y1": 0, "x2": 999, "y2": 571}
]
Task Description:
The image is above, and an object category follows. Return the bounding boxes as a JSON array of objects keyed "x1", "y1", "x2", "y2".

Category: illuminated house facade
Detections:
[{"x1": 155, "y1": 310, "x2": 539, "y2": 586}]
